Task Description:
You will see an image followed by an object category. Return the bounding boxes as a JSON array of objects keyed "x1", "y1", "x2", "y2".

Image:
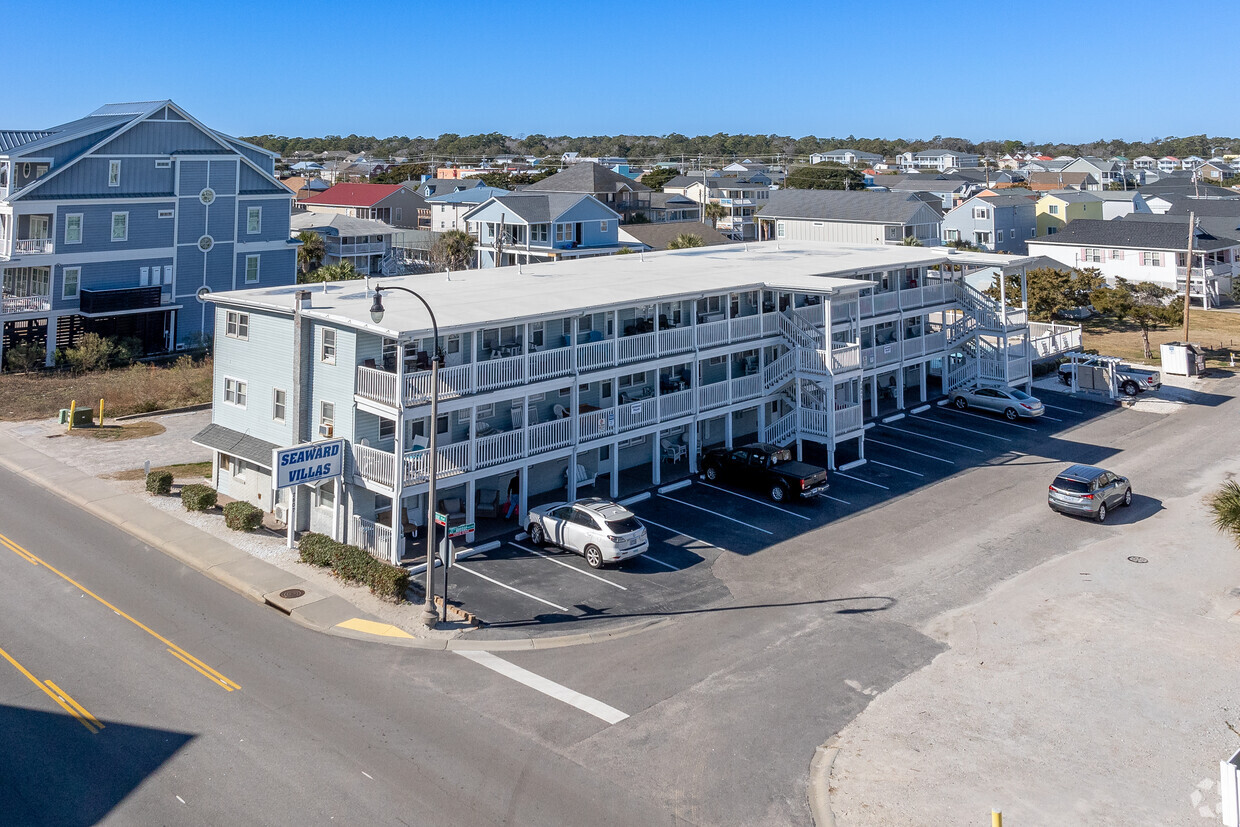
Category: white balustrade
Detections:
[
  {"x1": 529, "y1": 347, "x2": 572, "y2": 380},
  {"x1": 834, "y1": 403, "x2": 863, "y2": 434},
  {"x1": 403, "y1": 363, "x2": 473, "y2": 406},
  {"x1": 618, "y1": 398, "x2": 658, "y2": 431},
  {"x1": 830, "y1": 343, "x2": 860, "y2": 372},
  {"x1": 732, "y1": 373, "x2": 762, "y2": 401},
  {"x1": 925, "y1": 330, "x2": 946, "y2": 352},
  {"x1": 657, "y1": 326, "x2": 693, "y2": 355},
  {"x1": 763, "y1": 350, "x2": 795, "y2": 390},
  {"x1": 353, "y1": 444, "x2": 395, "y2": 489},
  {"x1": 698, "y1": 381, "x2": 730, "y2": 410},
  {"x1": 695, "y1": 319, "x2": 729, "y2": 348},
  {"x1": 618, "y1": 332, "x2": 656, "y2": 364},
  {"x1": 404, "y1": 442, "x2": 470, "y2": 485},
  {"x1": 874, "y1": 341, "x2": 901, "y2": 366},
  {"x1": 872, "y1": 292, "x2": 899, "y2": 315},
  {"x1": 861, "y1": 347, "x2": 877, "y2": 369},
  {"x1": 761, "y1": 312, "x2": 780, "y2": 336},
  {"x1": 475, "y1": 429, "x2": 524, "y2": 468},
  {"x1": 658, "y1": 389, "x2": 694, "y2": 421},
  {"x1": 351, "y1": 514, "x2": 394, "y2": 562},
  {"x1": 902, "y1": 337, "x2": 925, "y2": 358},
  {"x1": 13, "y1": 238, "x2": 53, "y2": 255},
  {"x1": 763, "y1": 411, "x2": 797, "y2": 445},
  {"x1": 799, "y1": 408, "x2": 830, "y2": 436},
  {"x1": 859, "y1": 294, "x2": 874, "y2": 316},
  {"x1": 477, "y1": 354, "x2": 525, "y2": 392},
  {"x1": 577, "y1": 339, "x2": 615, "y2": 370},
  {"x1": 796, "y1": 348, "x2": 831, "y2": 376},
  {"x1": 529, "y1": 417, "x2": 573, "y2": 452},
  {"x1": 729, "y1": 314, "x2": 761, "y2": 341},
  {"x1": 578, "y1": 408, "x2": 615, "y2": 441},
  {"x1": 356, "y1": 366, "x2": 397, "y2": 407}
]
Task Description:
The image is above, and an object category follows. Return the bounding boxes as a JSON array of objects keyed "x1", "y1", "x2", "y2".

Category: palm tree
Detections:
[
  {"x1": 1210, "y1": 480, "x2": 1240, "y2": 547},
  {"x1": 432, "y1": 229, "x2": 476, "y2": 272},
  {"x1": 900, "y1": 235, "x2": 924, "y2": 247},
  {"x1": 703, "y1": 202, "x2": 727, "y2": 229},
  {"x1": 667, "y1": 233, "x2": 704, "y2": 250},
  {"x1": 296, "y1": 230, "x2": 325, "y2": 276},
  {"x1": 304, "y1": 261, "x2": 361, "y2": 283}
]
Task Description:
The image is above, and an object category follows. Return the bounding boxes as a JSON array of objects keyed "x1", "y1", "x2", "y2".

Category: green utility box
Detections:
[
  {"x1": 58, "y1": 409, "x2": 71, "y2": 424},
  {"x1": 71, "y1": 408, "x2": 94, "y2": 427}
]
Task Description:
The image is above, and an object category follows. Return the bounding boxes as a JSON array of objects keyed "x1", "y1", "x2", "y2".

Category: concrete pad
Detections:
[
  {"x1": 67, "y1": 476, "x2": 129, "y2": 505},
  {"x1": 263, "y1": 582, "x2": 329, "y2": 615},
  {"x1": 287, "y1": 594, "x2": 366, "y2": 631},
  {"x1": 208, "y1": 555, "x2": 302, "y2": 602}
]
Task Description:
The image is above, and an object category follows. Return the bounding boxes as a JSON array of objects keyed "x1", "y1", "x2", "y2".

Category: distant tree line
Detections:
[{"x1": 242, "y1": 131, "x2": 1239, "y2": 165}]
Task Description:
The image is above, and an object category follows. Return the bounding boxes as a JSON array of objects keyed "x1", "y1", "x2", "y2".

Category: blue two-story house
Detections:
[
  {"x1": 0, "y1": 100, "x2": 296, "y2": 369},
  {"x1": 941, "y1": 193, "x2": 1038, "y2": 254},
  {"x1": 462, "y1": 193, "x2": 622, "y2": 267}
]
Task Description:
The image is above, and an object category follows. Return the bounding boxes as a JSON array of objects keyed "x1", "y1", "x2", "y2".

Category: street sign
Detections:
[
  {"x1": 438, "y1": 536, "x2": 455, "y2": 568},
  {"x1": 448, "y1": 522, "x2": 475, "y2": 538},
  {"x1": 272, "y1": 439, "x2": 345, "y2": 490},
  {"x1": 434, "y1": 511, "x2": 448, "y2": 526}
]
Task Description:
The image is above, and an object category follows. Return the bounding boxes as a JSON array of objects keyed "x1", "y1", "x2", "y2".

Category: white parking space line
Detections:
[
  {"x1": 868, "y1": 459, "x2": 925, "y2": 478},
  {"x1": 823, "y1": 493, "x2": 853, "y2": 506},
  {"x1": 634, "y1": 515, "x2": 722, "y2": 550},
  {"x1": 696, "y1": 482, "x2": 812, "y2": 521},
  {"x1": 834, "y1": 472, "x2": 890, "y2": 490},
  {"x1": 659, "y1": 495, "x2": 774, "y2": 535},
  {"x1": 457, "y1": 650, "x2": 629, "y2": 725},
  {"x1": 1041, "y1": 402, "x2": 1086, "y2": 414},
  {"x1": 866, "y1": 438, "x2": 956, "y2": 465},
  {"x1": 1040, "y1": 414, "x2": 1063, "y2": 422},
  {"x1": 879, "y1": 424, "x2": 982, "y2": 453},
  {"x1": 943, "y1": 408, "x2": 1038, "y2": 432},
  {"x1": 453, "y1": 564, "x2": 570, "y2": 611},
  {"x1": 510, "y1": 542, "x2": 627, "y2": 590},
  {"x1": 910, "y1": 414, "x2": 1012, "y2": 443},
  {"x1": 641, "y1": 553, "x2": 683, "y2": 571}
]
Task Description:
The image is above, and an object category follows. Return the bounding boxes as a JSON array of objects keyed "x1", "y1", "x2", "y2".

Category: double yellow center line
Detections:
[
  {"x1": 0, "y1": 530, "x2": 240, "y2": 692},
  {"x1": 0, "y1": 644, "x2": 103, "y2": 733}
]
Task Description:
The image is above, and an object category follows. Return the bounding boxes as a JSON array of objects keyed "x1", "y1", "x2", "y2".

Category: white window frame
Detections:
[
  {"x1": 110, "y1": 211, "x2": 128, "y2": 242},
  {"x1": 158, "y1": 209, "x2": 174, "y2": 219},
  {"x1": 776, "y1": 221, "x2": 785, "y2": 239},
  {"x1": 246, "y1": 206, "x2": 261, "y2": 235},
  {"x1": 223, "y1": 377, "x2": 248, "y2": 408},
  {"x1": 62, "y1": 266, "x2": 80, "y2": 299},
  {"x1": 321, "y1": 327, "x2": 337, "y2": 363},
  {"x1": 320, "y1": 401, "x2": 335, "y2": 431},
  {"x1": 64, "y1": 213, "x2": 83, "y2": 245},
  {"x1": 155, "y1": 159, "x2": 171, "y2": 169},
  {"x1": 108, "y1": 160, "x2": 121, "y2": 187},
  {"x1": 972, "y1": 207, "x2": 989, "y2": 219},
  {"x1": 394, "y1": 207, "x2": 402, "y2": 223},
  {"x1": 599, "y1": 220, "x2": 608, "y2": 232},
  {"x1": 272, "y1": 388, "x2": 286, "y2": 423},
  {"x1": 225, "y1": 310, "x2": 249, "y2": 340},
  {"x1": 245, "y1": 254, "x2": 260, "y2": 284}
]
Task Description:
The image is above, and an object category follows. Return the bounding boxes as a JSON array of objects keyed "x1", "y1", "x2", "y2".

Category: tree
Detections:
[
  {"x1": 431, "y1": 229, "x2": 476, "y2": 271},
  {"x1": 667, "y1": 233, "x2": 704, "y2": 249},
  {"x1": 1090, "y1": 277, "x2": 1182, "y2": 359},
  {"x1": 785, "y1": 163, "x2": 866, "y2": 190},
  {"x1": 3, "y1": 342, "x2": 44, "y2": 372},
  {"x1": 987, "y1": 267, "x2": 1104, "y2": 321},
  {"x1": 1209, "y1": 480, "x2": 1240, "y2": 548},
  {"x1": 900, "y1": 235, "x2": 923, "y2": 247},
  {"x1": 640, "y1": 166, "x2": 681, "y2": 191},
  {"x1": 303, "y1": 261, "x2": 361, "y2": 283},
  {"x1": 297, "y1": 231, "x2": 325, "y2": 276},
  {"x1": 703, "y1": 202, "x2": 726, "y2": 229},
  {"x1": 368, "y1": 163, "x2": 428, "y2": 184}
]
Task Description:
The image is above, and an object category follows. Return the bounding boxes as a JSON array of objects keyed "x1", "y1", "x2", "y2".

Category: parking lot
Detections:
[{"x1": 451, "y1": 388, "x2": 1143, "y2": 634}]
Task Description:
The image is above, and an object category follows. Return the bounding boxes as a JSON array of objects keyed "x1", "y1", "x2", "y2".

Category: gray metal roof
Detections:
[
  {"x1": 290, "y1": 211, "x2": 396, "y2": 236},
  {"x1": 427, "y1": 186, "x2": 509, "y2": 204},
  {"x1": 0, "y1": 113, "x2": 132, "y2": 157},
  {"x1": 1029, "y1": 218, "x2": 1234, "y2": 251},
  {"x1": 760, "y1": 190, "x2": 939, "y2": 224},
  {"x1": 192, "y1": 423, "x2": 281, "y2": 468},
  {"x1": 966, "y1": 193, "x2": 1039, "y2": 208},
  {"x1": 617, "y1": 221, "x2": 735, "y2": 249},
  {"x1": 417, "y1": 178, "x2": 486, "y2": 198},
  {"x1": 0, "y1": 130, "x2": 54, "y2": 152},
  {"x1": 522, "y1": 162, "x2": 652, "y2": 195},
  {"x1": 465, "y1": 193, "x2": 605, "y2": 224}
]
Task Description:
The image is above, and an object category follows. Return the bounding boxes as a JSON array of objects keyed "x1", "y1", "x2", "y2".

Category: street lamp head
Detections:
[{"x1": 369, "y1": 290, "x2": 385, "y2": 324}]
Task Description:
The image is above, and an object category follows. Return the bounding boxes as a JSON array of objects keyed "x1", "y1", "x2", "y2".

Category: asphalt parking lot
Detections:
[{"x1": 453, "y1": 388, "x2": 1142, "y2": 633}]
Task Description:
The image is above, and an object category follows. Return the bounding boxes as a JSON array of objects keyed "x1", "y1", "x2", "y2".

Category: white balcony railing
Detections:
[
  {"x1": 763, "y1": 350, "x2": 795, "y2": 390},
  {"x1": 698, "y1": 382, "x2": 730, "y2": 411},
  {"x1": 14, "y1": 238, "x2": 53, "y2": 255},
  {"x1": 529, "y1": 346, "x2": 572, "y2": 381},
  {"x1": 796, "y1": 348, "x2": 831, "y2": 376},
  {"x1": 695, "y1": 319, "x2": 729, "y2": 348},
  {"x1": 577, "y1": 339, "x2": 615, "y2": 370},
  {"x1": 835, "y1": 403, "x2": 863, "y2": 435},
  {"x1": 476, "y1": 354, "x2": 524, "y2": 392},
  {"x1": 1, "y1": 293, "x2": 53, "y2": 314},
  {"x1": 475, "y1": 428, "x2": 525, "y2": 469},
  {"x1": 618, "y1": 332, "x2": 656, "y2": 364},
  {"x1": 831, "y1": 343, "x2": 861, "y2": 372},
  {"x1": 799, "y1": 408, "x2": 830, "y2": 437},
  {"x1": 658, "y1": 326, "x2": 694, "y2": 355},
  {"x1": 351, "y1": 514, "x2": 394, "y2": 562},
  {"x1": 578, "y1": 408, "x2": 615, "y2": 442},
  {"x1": 529, "y1": 417, "x2": 573, "y2": 452},
  {"x1": 659, "y1": 389, "x2": 694, "y2": 421},
  {"x1": 903, "y1": 337, "x2": 925, "y2": 359},
  {"x1": 354, "y1": 444, "x2": 396, "y2": 489},
  {"x1": 729, "y1": 314, "x2": 762, "y2": 341},
  {"x1": 872, "y1": 291, "x2": 899, "y2": 315},
  {"x1": 404, "y1": 442, "x2": 470, "y2": 485},
  {"x1": 618, "y1": 398, "x2": 658, "y2": 431},
  {"x1": 763, "y1": 411, "x2": 797, "y2": 445},
  {"x1": 732, "y1": 373, "x2": 762, "y2": 401}
]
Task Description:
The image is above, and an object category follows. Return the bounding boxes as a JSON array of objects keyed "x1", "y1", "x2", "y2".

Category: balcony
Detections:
[
  {"x1": 1, "y1": 292, "x2": 52, "y2": 314},
  {"x1": 79, "y1": 286, "x2": 162, "y2": 315},
  {"x1": 327, "y1": 241, "x2": 387, "y2": 256},
  {"x1": 14, "y1": 238, "x2": 53, "y2": 256}
]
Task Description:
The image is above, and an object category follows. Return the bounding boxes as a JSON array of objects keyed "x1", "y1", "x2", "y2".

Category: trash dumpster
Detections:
[{"x1": 1160, "y1": 342, "x2": 1204, "y2": 376}]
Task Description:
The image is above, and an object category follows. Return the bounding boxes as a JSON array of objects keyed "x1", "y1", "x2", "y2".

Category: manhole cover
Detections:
[
  {"x1": 279, "y1": 588, "x2": 306, "y2": 599},
  {"x1": 1127, "y1": 556, "x2": 1148, "y2": 564}
]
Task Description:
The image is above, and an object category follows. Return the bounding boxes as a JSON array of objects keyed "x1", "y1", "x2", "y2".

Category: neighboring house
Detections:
[
  {"x1": 617, "y1": 222, "x2": 733, "y2": 251},
  {"x1": 1181, "y1": 156, "x2": 1206, "y2": 170},
  {"x1": 283, "y1": 175, "x2": 332, "y2": 202},
  {"x1": 462, "y1": 193, "x2": 622, "y2": 267},
  {"x1": 1157, "y1": 156, "x2": 1181, "y2": 173},
  {"x1": 196, "y1": 240, "x2": 1039, "y2": 563},
  {"x1": 301, "y1": 183, "x2": 426, "y2": 230},
  {"x1": 520, "y1": 162, "x2": 653, "y2": 223},
  {"x1": 1132, "y1": 156, "x2": 1156, "y2": 170},
  {"x1": 1036, "y1": 191, "x2": 1102, "y2": 235},
  {"x1": 427, "y1": 186, "x2": 510, "y2": 233},
  {"x1": 810, "y1": 149, "x2": 884, "y2": 167},
  {"x1": 897, "y1": 149, "x2": 980, "y2": 172},
  {"x1": 1091, "y1": 190, "x2": 1152, "y2": 220},
  {"x1": 643, "y1": 192, "x2": 701, "y2": 223},
  {"x1": 416, "y1": 177, "x2": 486, "y2": 199},
  {"x1": 290, "y1": 212, "x2": 397, "y2": 276},
  {"x1": 0, "y1": 100, "x2": 296, "y2": 369},
  {"x1": 290, "y1": 161, "x2": 325, "y2": 175},
  {"x1": 1026, "y1": 217, "x2": 1237, "y2": 307},
  {"x1": 756, "y1": 190, "x2": 943, "y2": 245},
  {"x1": 662, "y1": 174, "x2": 771, "y2": 240},
  {"x1": 1029, "y1": 172, "x2": 1097, "y2": 192},
  {"x1": 1199, "y1": 161, "x2": 1235, "y2": 181},
  {"x1": 868, "y1": 174, "x2": 976, "y2": 211},
  {"x1": 1060, "y1": 156, "x2": 1120, "y2": 188},
  {"x1": 942, "y1": 194, "x2": 1038, "y2": 253}
]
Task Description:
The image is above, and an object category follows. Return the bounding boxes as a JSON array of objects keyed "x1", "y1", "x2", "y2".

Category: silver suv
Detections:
[{"x1": 1048, "y1": 464, "x2": 1132, "y2": 522}]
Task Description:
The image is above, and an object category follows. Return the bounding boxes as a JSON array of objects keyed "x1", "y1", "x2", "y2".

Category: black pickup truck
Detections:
[{"x1": 701, "y1": 443, "x2": 829, "y2": 503}]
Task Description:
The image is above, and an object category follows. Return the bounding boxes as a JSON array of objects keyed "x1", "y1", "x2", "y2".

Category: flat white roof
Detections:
[{"x1": 210, "y1": 240, "x2": 1031, "y2": 339}]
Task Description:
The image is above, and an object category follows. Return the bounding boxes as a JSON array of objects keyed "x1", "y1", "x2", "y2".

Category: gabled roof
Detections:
[
  {"x1": 302, "y1": 182, "x2": 409, "y2": 207},
  {"x1": 874, "y1": 174, "x2": 972, "y2": 193},
  {"x1": 957, "y1": 193, "x2": 1038, "y2": 209},
  {"x1": 522, "y1": 161, "x2": 651, "y2": 195},
  {"x1": 0, "y1": 113, "x2": 133, "y2": 158},
  {"x1": 1028, "y1": 217, "x2": 1234, "y2": 251},
  {"x1": 427, "y1": 186, "x2": 510, "y2": 204},
  {"x1": 290, "y1": 210, "x2": 396, "y2": 237},
  {"x1": 417, "y1": 178, "x2": 486, "y2": 198},
  {"x1": 0, "y1": 130, "x2": 55, "y2": 152},
  {"x1": 1038, "y1": 190, "x2": 1100, "y2": 204},
  {"x1": 759, "y1": 190, "x2": 940, "y2": 224}
]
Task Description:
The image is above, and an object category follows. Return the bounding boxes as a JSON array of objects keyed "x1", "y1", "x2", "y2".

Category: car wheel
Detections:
[
  {"x1": 953, "y1": 396, "x2": 968, "y2": 409},
  {"x1": 1121, "y1": 380, "x2": 1139, "y2": 396},
  {"x1": 769, "y1": 484, "x2": 787, "y2": 503},
  {"x1": 529, "y1": 524, "x2": 545, "y2": 546},
  {"x1": 583, "y1": 545, "x2": 604, "y2": 569},
  {"x1": 705, "y1": 465, "x2": 719, "y2": 481},
  {"x1": 1004, "y1": 407, "x2": 1018, "y2": 421},
  {"x1": 1096, "y1": 502, "x2": 1107, "y2": 523},
  {"x1": 1123, "y1": 488, "x2": 1132, "y2": 507}
]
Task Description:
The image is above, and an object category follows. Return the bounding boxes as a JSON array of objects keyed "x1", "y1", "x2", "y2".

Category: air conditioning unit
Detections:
[
  {"x1": 273, "y1": 503, "x2": 288, "y2": 525},
  {"x1": 319, "y1": 423, "x2": 334, "y2": 437}
]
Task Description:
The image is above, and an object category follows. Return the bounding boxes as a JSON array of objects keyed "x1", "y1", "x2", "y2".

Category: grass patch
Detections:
[
  {"x1": 1081, "y1": 310, "x2": 1240, "y2": 367},
  {"x1": 0, "y1": 357, "x2": 212, "y2": 421},
  {"x1": 66, "y1": 421, "x2": 166, "y2": 441},
  {"x1": 104, "y1": 461, "x2": 212, "y2": 482}
]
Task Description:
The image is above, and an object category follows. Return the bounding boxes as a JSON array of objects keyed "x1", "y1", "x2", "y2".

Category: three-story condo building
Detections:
[
  {"x1": 0, "y1": 101, "x2": 296, "y2": 368},
  {"x1": 197, "y1": 241, "x2": 1044, "y2": 564}
]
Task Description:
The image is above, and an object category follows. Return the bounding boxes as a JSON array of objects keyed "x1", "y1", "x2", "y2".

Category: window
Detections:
[
  {"x1": 436, "y1": 414, "x2": 448, "y2": 435},
  {"x1": 531, "y1": 224, "x2": 547, "y2": 242},
  {"x1": 1029, "y1": 228, "x2": 1036, "y2": 237},
  {"x1": 379, "y1": 417, "x2": 395, "y2": 440},
  {"x1": 62, "y1": 267, "x2": 80, "y2": 299},
  {"x1": 945, "y1": 229, "x2": 960, "y2": 241},
  {"x1": 224, "y1": 377, "x2": 248, "y2": 407},
  {"x1": 1047, "y1": 226, "x2": 1057, "y2": 235},
  {"x1": 394, "y1": 207, "x2": 402, "y2": 222},
  {"x1": 599, "y1": 220, "x2": 608, "y2": 232},
  {"x1": 321, "y1": 328, "x2": 336, "y2": 363},
  {"x1": 1048, "y1": 204, "x2": 1060, "y2": 215},
  {"x1": 108, "y1": 160, "x2": 121, "y2": 187},
  {"x1": 320, "y1": 401, "x2": 335, "y2": 432},
  {"x1": 110, "y1": 212, "x2": 128, "y2": 242},
  {"x1": 555, "y1": 223, "x2": 571, "y2": 242},
  {"x1": 972, "y1": 207, "x2": 989, "y2": 219},
  {"x1": 245, "y1": 254, "x2": 260, "y2": 283},
  {"x1": 1082, "y1": 248, "x2": 1102, "y2": 263},
  {"x1": 776, "y1": 221, "x2": 785, "y2": 239},
  {"x1": 246, "y1": 206, "x2": 261, "y2": 234},
  {"x1": 155, "y1": 159, "x2": 171, "y2": 169},
  {"x1": 446, "y1": 334, "x2": 460, "y2": 354},
  {"x1": 1140, "y1": 251, "x2": 1162, "y2": 266},
  {"x1": 316, "y1": 480, "x2": 335, "y2": 509},
  {"x1": 996, "y1": 230, "x2": 1005, "y2": 242},
  {"x1": 64, "y1": 214, "x2": 82, "y2": 244},
  {"x1": 158, "y1": 209, "x2": 174, "y2": 219},
  {"x1": 272, "y1": 389, "x2": 286, "y2": 422},
  {"x1": 225, "y1": 311, "x2": 249, "y2": 339}
]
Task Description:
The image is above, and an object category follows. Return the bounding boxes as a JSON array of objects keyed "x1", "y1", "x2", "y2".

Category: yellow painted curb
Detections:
[{"x1": 335, "y1": 617, "x2": 416, "y2": 639}]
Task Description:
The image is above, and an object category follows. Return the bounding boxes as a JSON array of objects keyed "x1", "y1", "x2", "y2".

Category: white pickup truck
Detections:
[{"x1": 1058, "y1": 357, "x2": 1161, "y2": 396}]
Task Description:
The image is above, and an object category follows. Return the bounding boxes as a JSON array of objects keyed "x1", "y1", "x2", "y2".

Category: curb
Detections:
[
  {"x1": 808, "y1": 740, "x2": 840, "y2": 827},
  {"x1": 115, "y1": 402, "x2": 212, "y2": 421}
]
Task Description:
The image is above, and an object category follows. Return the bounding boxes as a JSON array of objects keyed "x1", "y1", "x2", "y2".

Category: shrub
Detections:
[
  {"x1": 223, "y1": 500, "x2": 263, "y2": 531},
  {"x1": 4, "y1": 342, "x2": 45, "y2": 372},
  {"x1": 63, "y1": 333, "x2": 114, "y2": 373},
  {"x1": 146, "y1": 470, "x2": 173, "y2": 495},
  {"x1": 298, "y1": 532, "x2": 338, "y2": 567},
  {"x1": 330, "y1": 542, "x2": 378, "y2": 584},
  {"x1": 180, "y1": 483, "x2": 217, "y2": 511},
  {"x1": 369, "y1": 561, "x2": 410, "y2": 602}
]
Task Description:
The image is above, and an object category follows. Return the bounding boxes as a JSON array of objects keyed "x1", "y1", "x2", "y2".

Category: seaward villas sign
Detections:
[{"x1": 273, "y1": 439, "x2": 345, "y2": 490}]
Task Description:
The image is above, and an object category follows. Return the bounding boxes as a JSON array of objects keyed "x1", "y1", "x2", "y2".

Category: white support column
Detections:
[
  {"x1": 724, "y1": 412, "x2": 733, "y2": 448},
  {"x1": 651, "y1": 434, "x2": 662, "y2": 486},
  {"x1": 332, "y1": 480, "x2": 341, "y2": 542},
  {"x1": 869, "y1": 374, "x2": 879, "y2": 418},
  {"x1": 610, "y1": 442, "x2": 619, "y2": 499},
  {"x1": 392, "y1": 344, "x2": 407, "y2": 565},
  {"x1": 517, "y1": 464, "x2": 529, "y2": 524},
  {"x1": 896, "y1": 366, "x2": 905, "y2": 410},
  {"x1": 756, "y1": 403, "x2": 766, "y2": 439},
  {"x1": 919, "y1": 362, "x2": 927, "y2": 402},
  {"x1": 43, "y1": 315, "x2": 58, "y2": 367},
  {"x1": 464, "y1": 478, "x2": 476, "y2": 545},
  {"x1": 688, "y1": 421, "x2": 699, "y2": 473},
  {"x1": 568, "y1": 448, "x2": 579, "y2": 501}
]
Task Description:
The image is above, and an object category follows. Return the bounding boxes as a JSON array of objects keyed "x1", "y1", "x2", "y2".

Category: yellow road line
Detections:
[
  {"x1": 44, "y1": 680, "x2": 104, "y2": 731},
  {"x1": 0, "y1": 530, "x2": 240, "y2": 692},
  {"x1": 0, "y1": 643, "x2": 101, "y2": 734}
]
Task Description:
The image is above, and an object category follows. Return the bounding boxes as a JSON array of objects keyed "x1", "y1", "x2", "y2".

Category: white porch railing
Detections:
[
  {"x1": 0, "y1": 293, "x2": 53, "y2": 314},
  {"x1": 354, "y1": 444, "x2": 396, "y2": 489},
  {"x1": 577, "y1": 339, "x2": 615, "y2": 370},
  {"x1": 925, "y1": 330, "x2": 947, "y2": 352},
  {"x1": 477, "y1": 354, "x2": 524, "y2": 392},
  {"x1": 903, "y1": 337, "x2": 925, "y2": 359},
  {"x1": 1028, "y1": 322, "x2": 1082, "y2": 358},
  {"x1": 763, "y1": 411, "x2": 797, "y2": 445},
  {"x1": 835, "y1": 403, "x2": 863, "y2": 434},
  {"x1": 356, "y1": 365, "x2": 397, "y2": 407},
  {"x1": 732, "y1": 373, "x2": 762, "y2": 401},
  {"x1": 763, "y1": 350, "x2": 796, "y2": 391},
  {"x1": 529, "y1": 347, "x2": 572, "y2": 380},
  {"x1": 404, "y1": 442, "x2": 470, "y2": 485},
  {"x1": 696, "y1": 319, "x2": 729, "y2": 348},
  {"x1": 799, "y1": 408, "x2": 830, "y2": 437},
  {"x1": 979, "y1": 357, "x2": 1005, "y2": 382},
  {"x1": 618, "y1": 398, "x2": 658, "y2": 431},
  {"x1": 698, "y1": 381, "x2": 730, "y2": 410},
  {"x1": 618, "y1": 332, "x2": 656, "y2": 364},
  {"x1": 872, "y1": 292, "x2": 899, "y2": 315},
  {"x1": 475, "y1": 429, "x2": 525, "y2": 469},
  {"x1": 351, "y1": 514, "x2": 394, "y2": 562},
  {"x1": 578, "y1": 408, "x2": 615, "y2": 441},
  {"x1": 530, "y1": 417, "x2": 573, "y2": 452},
  {"x1": 657, "y1": 326, "x2": 694, "y2": 355},
  {"x1": 13, "y1": 238, "x2": 53, "y2": 255},
  {"x1": 659, "y1": 389, "x2": 694, "y2": 421},
  {"x1": 796, "y1": 348, "x2": 831, "y2": 376},
  {"x1": 729, "y1": 314, "x2": 762, "y2": 341},
  {"x1": 831, "y1": 343, "x2": 861, "y2": 372},
  {"x1": 403, "y1": 363, "x2": 472, "y2": 406},
  {"x1": 873, "y1": 342, "x2": 901, "y2": 366}
]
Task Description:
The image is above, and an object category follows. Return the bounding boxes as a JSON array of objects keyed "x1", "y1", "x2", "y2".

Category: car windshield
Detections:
[
  {"x1": 1010, "y1": 389, "x2": 1034, "y2": 400},
  {"x1": 605, "y1": 516, "x2": 643, "y2": 534},
  {"x1": 1052, "y1": 477, "x2": 1090, "y2": 494}
]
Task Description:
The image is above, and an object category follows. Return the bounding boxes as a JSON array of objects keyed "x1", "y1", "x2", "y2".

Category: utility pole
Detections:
[{"x1": 1183, "y1": 210, "x2": 1196, "y2": 342}]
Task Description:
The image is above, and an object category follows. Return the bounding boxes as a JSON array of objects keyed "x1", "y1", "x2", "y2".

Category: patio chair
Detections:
[
  {"x1": 476, "y1": 488, "x2": 501, "y2": 518},
  {"x1": 661, "y1": 438, "x2": 687, "y2": 463},
  {"x1": 565, "y1": 464, "x2": 596, "y2": 489},
  {"x1": 437, "y1": 497, "x2": 466, "y2": 523},
  {"x1": 553, "y1": 404, "x2": 570, "y2": 419}
]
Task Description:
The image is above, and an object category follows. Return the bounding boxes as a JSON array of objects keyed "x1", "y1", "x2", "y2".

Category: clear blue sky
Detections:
[{"x1": 7, "y1": 0, "x2": 1236, "y2": 143}]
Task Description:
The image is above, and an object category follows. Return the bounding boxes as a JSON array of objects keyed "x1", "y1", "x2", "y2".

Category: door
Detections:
[
  {"x1": 29, "y1": 215, "x2": 49, "y2": 240},
  {"x1": 546, "y1": 505, "x2": 574, "y2": 549},
  {"x1": 563, "y1": 507, "x2": 597, "y2": 553},
  {"x1": 724, "y1": 449, "x2": 750, "y2": 482},
  {"x1": 975, "y1": 388, "x2": 1002, "y2": 413}
]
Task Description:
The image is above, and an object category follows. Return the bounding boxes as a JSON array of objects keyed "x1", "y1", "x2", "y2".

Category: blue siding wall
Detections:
[
  {"x1": 19, "y1": 129, "x2": 119, "y2": 177},
  {"x1": 180, "y1": 161, "x2": 209, "y2": 194},
  {"x1": 209, "y1": 160, "x2": 238, "y2": 196},
  {"x1": 233, "y1": 248, "x2": 294, "y2": 287},
  {"x1": 54, "y1": 202, "x2": 176, "y2": 252},
  {"x1": 51, "y1": 257, "x2": 173, "y2": 312},
  {"x1": 29, "y1": 157, "x2": 175, "y2": 198},
  {"x1": 208, "y1": 196, "x2": 237, "y2": 240},
  {"x1": 236, "y1": 197, "x2": 292, "y2": 242},
  {"x1": 238, "y1": 163, "x2": 286, "y2": 194},
  {"x1": 96, "y1": 120, "x2": 223, "y2": 155}
]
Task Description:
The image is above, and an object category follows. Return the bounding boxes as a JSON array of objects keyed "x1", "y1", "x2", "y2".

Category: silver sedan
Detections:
[{"x1": 949, "y1": 384, "x2": 1044, "y2": 420}]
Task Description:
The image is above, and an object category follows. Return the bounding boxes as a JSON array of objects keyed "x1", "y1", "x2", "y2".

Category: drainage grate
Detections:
[
  {"x1": 279, "y1": 588, "x2": 306, "y2": 599},
  {"x1": 1127, "y1": 556, "x2": 1148, "y2": 564}
]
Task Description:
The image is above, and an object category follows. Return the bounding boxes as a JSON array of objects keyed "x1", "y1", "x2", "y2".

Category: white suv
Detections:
[{"x1": 526, "y1": 498, "x2": 649, "y2": 568}]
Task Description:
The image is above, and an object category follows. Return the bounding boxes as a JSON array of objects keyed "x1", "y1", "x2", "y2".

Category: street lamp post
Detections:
[{"x1": 370, "y1": 284, "x2": 441, "y2": 628}]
